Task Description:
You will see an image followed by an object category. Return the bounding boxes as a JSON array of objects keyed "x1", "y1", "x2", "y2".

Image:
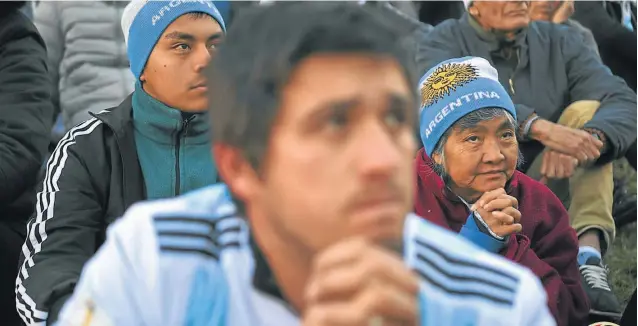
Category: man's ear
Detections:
[
  {"x1": 212, "y1": 143, "x2": 259, "y2": 203},
  {"x1": 469, "y1": 5, "x2": 480, "y2": 17}
]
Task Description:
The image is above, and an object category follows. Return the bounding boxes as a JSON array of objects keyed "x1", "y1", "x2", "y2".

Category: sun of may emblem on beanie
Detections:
[
  {"x1": 418, "y1": 56, "x2": 516, "y2": 156},
  {"x1": 420, "y1": 62, "x2": 479, "y2": 108}
]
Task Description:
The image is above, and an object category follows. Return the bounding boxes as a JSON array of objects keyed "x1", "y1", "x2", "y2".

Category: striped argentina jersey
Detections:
[{"x1": 55, "y1": 184, "x2": 555, "y2": 326}]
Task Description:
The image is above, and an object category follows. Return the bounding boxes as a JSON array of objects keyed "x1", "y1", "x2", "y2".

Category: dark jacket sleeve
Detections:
[
  {"x1": 561, "y1": 30, "x2": 637, "y2": 162},
  {"x1": 16, "y1": 126, "x2": 104, "y2": 326},
  {"x1": 501, "y1": 189, "x2": 589, "y2": 326},
  {"x1": 0, "y1": 8, "x2": 53, "y2": 204}
]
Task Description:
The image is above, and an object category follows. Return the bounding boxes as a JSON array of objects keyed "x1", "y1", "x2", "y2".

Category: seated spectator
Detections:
[
  {"x1": 55, "y1": 3, "x2": 554, "y2": 325},
  {"x1": 573, "y1": 0, "x2": 636, "y2": 92},
  {"x1": 414, "y1": 56, "x2": 588, "y2": 326},
  {"x1": 572, "y1": 0, "x2": 638, "y2": 174},
  {"x1": 0, "y1": 2, "x2": 53, "y2": 326},
  {"x1": 529, "y1": 0, "x2": 599, "y2": 57},
  {"x1": 33, "y1": 1, "x2": 135, "y2": 132},
  {"x1": 16, "y1": 1, "x2": 226, "y2": 324},
  {"x1": 417, "y1": 0, "x2": 637, "y2": 319},
  {"x1": 529, "y1": 0, "x2": 637, "y2": 230}
]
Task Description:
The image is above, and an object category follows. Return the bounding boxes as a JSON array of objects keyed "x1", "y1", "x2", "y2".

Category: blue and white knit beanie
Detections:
[
  {"x1": 418, "y1": 56, "x2": 516, "y2": 156},
  {"x1": 121, "y1": 0, "x2": 226, "y2": 80}
]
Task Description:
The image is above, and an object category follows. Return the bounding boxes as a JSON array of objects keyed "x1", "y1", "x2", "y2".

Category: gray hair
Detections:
[{"x1": 431, "y1": 108, "x2": 524, "y2": 183}]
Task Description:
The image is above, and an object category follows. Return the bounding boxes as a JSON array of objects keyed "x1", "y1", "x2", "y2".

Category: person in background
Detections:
[
  {"x1": 573, "y1": 0, "x2": 636, "y2": 92},
  {"x1": 0, "y1": 2, "x2": 53, "y2": 326},
  {"x1": 54, "y1": 3, "x2": 555, "y2": 326},
  {"x1": 529, "y1": 0, "x2": 599, "y2": 57},
  {"x1": 572, "y1": 0, "x2": 638, "y2": 192},
  {"x1": 16, "y1": 1, "x2": 225, "y2": 325},
  {"x1": 530, "y1": 0, "x2": 637, "y2": 232},
  {"x1": 414, "y1": 56, "x2": 588, "y2": 326},
  {"x1": 416, "y1": 0, "x2": 637, "y2": 320},
  {"x1": 33, "y1": 1, "x2": 134, "y2": 132},
  {"x1": 418, "y1": 1, "x2": 466, "y2": 26}
]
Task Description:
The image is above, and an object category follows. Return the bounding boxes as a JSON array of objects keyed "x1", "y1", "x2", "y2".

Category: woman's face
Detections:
[{"x1": 433, "y1": 115, "x2": 519, "y2": 202}]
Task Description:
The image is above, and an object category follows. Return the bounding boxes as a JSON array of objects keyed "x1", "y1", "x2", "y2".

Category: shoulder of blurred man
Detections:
[
  {"x1": 60, "y1": 183, "x2": 553, "y2": 324},
  {"x1": 109, "y1": 183, "x2": 549, "y2": 311}
]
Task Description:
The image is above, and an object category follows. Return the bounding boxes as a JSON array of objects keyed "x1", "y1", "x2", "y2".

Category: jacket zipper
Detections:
[
  {"x1": 174, "y1": 115, "x2": 194, "y2": 196},
  {"x1": 508, "y1": 48, "x2": 520, "y2": 95}
]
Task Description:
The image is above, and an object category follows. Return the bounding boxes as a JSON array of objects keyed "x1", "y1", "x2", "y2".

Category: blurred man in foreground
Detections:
[{"x1": 56, "y1": 3, "x2": 554, "y2": 326}]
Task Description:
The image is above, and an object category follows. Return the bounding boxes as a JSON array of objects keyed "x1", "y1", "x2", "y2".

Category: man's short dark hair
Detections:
[{"x1": 207, "y1": 2, "x2": 418, "y2": 169}]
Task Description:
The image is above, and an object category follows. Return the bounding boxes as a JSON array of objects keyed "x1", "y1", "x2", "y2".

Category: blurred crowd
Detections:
[{"x1": 0, "y1": 1, "x2": 636, "y2": 326}]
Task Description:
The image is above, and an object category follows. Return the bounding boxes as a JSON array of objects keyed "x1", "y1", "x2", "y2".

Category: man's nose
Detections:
[
  {"x1": 354, "y1": 121, "x2": 403, "y2": 179},
  {"x1": 194, "y1": 46, "x2": 212, "y2": 72}
]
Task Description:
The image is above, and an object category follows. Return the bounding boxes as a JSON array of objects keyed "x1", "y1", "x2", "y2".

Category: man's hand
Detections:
[
  {"x1": 551, "y1": 0, "x2": 575, "y2": 24},
  {"x1": 303, "y1": 238, "x2": 420, "y2": 326},
  {"x1": 539, "y1": 149, "x2": 579, "y2": 183},
  {"x1": 470, "y1": 188, "x2": 522, "y2": 238},
  {"x1": 529, "y1": 119, "x2": 603, "y2": 165}
]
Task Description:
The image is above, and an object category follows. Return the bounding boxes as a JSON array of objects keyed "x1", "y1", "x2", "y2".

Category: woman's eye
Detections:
[
  {"x1": 501, "y1": 131, "x2": 515, "y2": 139},
  {"x1": 465, "y1": 135, "x2": 480, "y2": 143}
]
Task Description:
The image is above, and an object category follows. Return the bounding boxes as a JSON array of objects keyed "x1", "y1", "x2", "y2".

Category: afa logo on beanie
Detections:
[
  {"x1": 121, "y1": 0, "x2": 227, "y2": 80},
  {"x1": 418, "y1": 56, "x2": 516, "y2": 156}
]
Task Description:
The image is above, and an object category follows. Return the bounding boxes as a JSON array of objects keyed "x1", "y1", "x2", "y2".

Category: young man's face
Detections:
[
  {"x1": 243, "y1": 54, "x2": 416, "y2": 253},
  {"x1": 141, "y1": 14, "x2": 223, "y2": 112}
]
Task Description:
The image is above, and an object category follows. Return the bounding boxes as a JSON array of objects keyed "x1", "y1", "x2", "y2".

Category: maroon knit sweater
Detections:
[{"x1": 414, "y1": 148, "x2": 589, "y2": 326}]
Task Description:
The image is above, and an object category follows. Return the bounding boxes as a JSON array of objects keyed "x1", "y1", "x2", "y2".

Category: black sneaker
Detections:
[{"x1": 580, "y1": 257, "x2": 623, "y2": 320}]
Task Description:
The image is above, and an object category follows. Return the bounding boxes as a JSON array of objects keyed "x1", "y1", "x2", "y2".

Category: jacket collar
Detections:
[
  {"x1": 132, "y1": 83, "x2": 210, "y2": 145},
  {"x1": 462, "y1": 13, "x2": 528, "y2": 54},
  {"x1": 90, "y1": 95, "x2": 131, "y2": 137}
]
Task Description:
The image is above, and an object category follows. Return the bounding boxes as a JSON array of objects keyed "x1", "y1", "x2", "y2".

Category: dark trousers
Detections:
[
  {"x1": 0, "y1": 223, "x2": 26, "y2": 326},
  {"x1": 620, "y1": 289, "x2": 637, "y2": 326},
  {"x1": 624, "y1": 141, "x2": 637, "y2": 171}
]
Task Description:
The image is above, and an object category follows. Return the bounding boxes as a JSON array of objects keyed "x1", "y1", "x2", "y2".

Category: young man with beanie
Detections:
[
  {"x1": 55, "y1": 3, "x2": 554, "y2": 326},
  {"x1": 16, "y1": 1, "x2": 225, "y2": 325}
]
